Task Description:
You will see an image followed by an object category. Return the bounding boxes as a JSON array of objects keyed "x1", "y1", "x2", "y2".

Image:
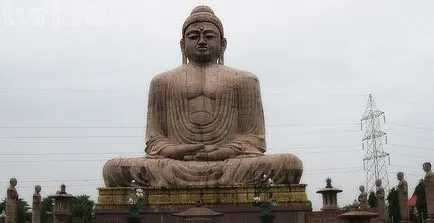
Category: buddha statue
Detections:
[{"x1": 103, "y1": 5, "x2": 303, "y2": 187}]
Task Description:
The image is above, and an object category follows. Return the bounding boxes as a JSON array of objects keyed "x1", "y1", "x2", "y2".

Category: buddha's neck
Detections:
[{"x1": 187, "y1": 60, "x2": 219, "y2": 68}]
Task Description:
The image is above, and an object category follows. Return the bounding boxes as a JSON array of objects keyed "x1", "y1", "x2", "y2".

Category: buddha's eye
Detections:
[
  {"x1": 187, "y1": 34, "x2": 199, "y2": 40},
  {"x1": 205, "y1": 35, "x2": 217, "y2": 40},
  {"x1": 186, "y1": 32, "x2": 200, "y2": 40}
]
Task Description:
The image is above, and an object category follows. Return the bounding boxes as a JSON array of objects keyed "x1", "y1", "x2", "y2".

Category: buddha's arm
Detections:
[{"x1": 196, "y1": 73, "x2": 266, "y2": 161}]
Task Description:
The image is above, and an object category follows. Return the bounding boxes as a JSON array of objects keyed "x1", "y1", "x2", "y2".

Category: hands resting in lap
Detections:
[{"x1": 160, "y1": 144, "x2": 238, "y2": 161}]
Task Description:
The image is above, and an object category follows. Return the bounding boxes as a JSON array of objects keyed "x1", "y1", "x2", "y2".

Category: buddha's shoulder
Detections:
[
  {"x1": 219, "y1": 65, "x2": 259, "y2": 81},
  {"x1": 150, "y1": 66, "x2": 186, "y2": 83}
]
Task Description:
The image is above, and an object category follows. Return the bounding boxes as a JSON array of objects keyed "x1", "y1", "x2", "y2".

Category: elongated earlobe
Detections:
[{"x1": 180, "y1": 39, "x2": 187, "y2": 64}]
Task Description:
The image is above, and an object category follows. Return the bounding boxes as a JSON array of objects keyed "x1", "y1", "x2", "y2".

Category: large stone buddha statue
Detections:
[{"x1": 103, "y1": 5, "x2": 303, "y2": 187}]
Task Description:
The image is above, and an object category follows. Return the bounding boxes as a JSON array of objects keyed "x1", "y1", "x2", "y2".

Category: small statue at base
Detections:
[
  {"x1": 423, "y1": 162, "x2": 434, "y2": 219},
  {"x1": 358, "y1": 185, "x2": 368, "y2": 211},
  {"x1": 6, "y1": 178, "x2": 18, "y2": 223},
  {"x1": 32, "y1": 185, "x2": 42, "y2": 223},
  {"x1": 375, "y1": 179, "x2": 385, "y2": 222},
  {"x1": 103, "y1": 5, "x2": 303, "y2": 187},
  {"x1": 397, "y1": 172, "x2": 409, "y2": 221}
]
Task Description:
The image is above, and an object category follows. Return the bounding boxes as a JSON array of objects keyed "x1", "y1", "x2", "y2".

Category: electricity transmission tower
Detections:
[{"x1": 361, "y1": 94, "x2": 390, "y2": 192}]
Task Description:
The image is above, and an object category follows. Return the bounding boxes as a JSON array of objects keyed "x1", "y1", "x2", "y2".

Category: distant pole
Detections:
[{"x1": 361, "y1": 94, "x2": 390, "y2": 193}]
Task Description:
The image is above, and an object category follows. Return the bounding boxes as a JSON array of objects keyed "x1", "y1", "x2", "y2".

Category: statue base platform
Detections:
[{"x1": 95, "y1": 184, "x2": 311, "y2": 223}]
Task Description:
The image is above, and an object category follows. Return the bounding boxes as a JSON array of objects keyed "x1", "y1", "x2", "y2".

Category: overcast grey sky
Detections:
[{"x1": 0, "y1": 0, "x2": 433, "y2": 211}]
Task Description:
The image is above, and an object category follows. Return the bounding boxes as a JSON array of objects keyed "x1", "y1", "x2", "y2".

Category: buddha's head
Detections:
[
  {"x1": 397, "y1": 171, "x2": 404, "y2": 180},
  {"x1": 359, "y1": 185, "x2": 365, "y2": 193},
  {"x1": 181, "y1": 5, "x2": 227, "y2": 65}
]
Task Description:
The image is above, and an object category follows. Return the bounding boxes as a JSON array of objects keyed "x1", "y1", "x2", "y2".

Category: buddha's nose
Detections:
[{"x1": 198, "y1": 36, "x2": 206, "y2": 45}]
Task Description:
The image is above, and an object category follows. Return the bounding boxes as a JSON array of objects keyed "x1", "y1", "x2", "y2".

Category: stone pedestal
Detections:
[
  {"x1": 96, "y1": 184, "x2": 311, "y2": 223},
  {"x1": 172, "y1": 207, "x2": 223, "y2": 222},
  {"x1": 376, "y1": 197, "x2": 385, "y2": 222},
  {"x1": 337, "y1": 210, "x2": 378, "y2": 223},
  {"x1": 52, "y1": 184, "x2": 74, "y2": 223},
  {"x1": 316, "y1": 178, "x2": 342, "y2": 211}
]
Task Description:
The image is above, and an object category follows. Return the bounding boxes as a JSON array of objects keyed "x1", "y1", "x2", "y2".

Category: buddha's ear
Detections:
[
  {"x1": 180, "y1": 39, "x2": 187, "y2": 64},
  {"x1": 221, "y1": 37, "x2": 227, "y2": 53},
  {"x1": 218, "y1": 38, "x2": 227, "y2": 65}
]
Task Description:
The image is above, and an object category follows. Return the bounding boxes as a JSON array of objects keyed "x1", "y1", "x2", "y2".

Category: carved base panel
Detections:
[
  {"x1": 96, "y1": 185, "x2": 311, "y2": 223},
  {"x1": 97, "y1": 184, "x2": 310, "y2": 209}
]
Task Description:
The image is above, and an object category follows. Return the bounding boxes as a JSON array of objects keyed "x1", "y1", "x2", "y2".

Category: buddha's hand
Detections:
[
  {"x1": 194, "y1": 147, "x2": 238, "y2": 161},
  {"x1": 160, "y1": 144, "x2": 205, "y2": 160}
]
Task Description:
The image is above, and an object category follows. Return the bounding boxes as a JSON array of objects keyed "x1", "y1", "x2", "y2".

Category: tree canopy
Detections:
[
  {"x1": 71, "y1": 195, "x2": 95, "y2": 223},
  {"x1": 387, "y1": 187, "x2": 401, "y2": 222},
  {"x1": 368, "y1": 191, "x2": 377, "y2": 208}
]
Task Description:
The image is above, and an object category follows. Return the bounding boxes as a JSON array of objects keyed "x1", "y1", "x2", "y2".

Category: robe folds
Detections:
[{"x1": 103, "y1": 64, "x2": 303, "y2": 187}]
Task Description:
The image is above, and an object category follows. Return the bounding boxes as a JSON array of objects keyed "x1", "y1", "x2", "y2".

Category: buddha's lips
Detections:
[{"x1": 197, "y1": 47, "x2": 208, "y2": 51}]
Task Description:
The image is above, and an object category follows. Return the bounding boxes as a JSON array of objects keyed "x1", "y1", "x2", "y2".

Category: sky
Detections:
[{"x1": 0, "y1": 0, "x2": 433, "y2": 211}]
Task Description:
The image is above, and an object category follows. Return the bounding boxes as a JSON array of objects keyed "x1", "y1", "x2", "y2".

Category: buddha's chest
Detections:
[
  {"x1": 185, "y1": 69, "x2": 219, "y2": 99},
  {"x1": 171, "y1": 68, "x2": 236, "y2": 126}
]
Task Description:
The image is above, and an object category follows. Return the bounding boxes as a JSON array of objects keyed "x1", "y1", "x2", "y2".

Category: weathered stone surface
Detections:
[
  {"x1": 397, "y1": 172, "x2": 409, "y2": 222},
  {"x1": 375, "y1": 179, "x2": 385, "y2": 222},
  {"x1": 357, "y1": 185, "x2": 368, "y2": 211},
  {"x1": 96, "y1": 184, "x2": 310, "y2": 209},
  {"x1": 102, "y1": 5, "x2": 303, "y2": 187},
  {"x1": 5, "y1": 178, "x2": 18, "y2": 223},
  {"x1": 53, "y1": 184, "x2": 74, "y2": 223},
  {"x1": 316, "y1": 178, "x2": 342, "y2": 211},
  {"x1": 424, "y1": 162, "x2": 434, "y2": 220},
  {"x1": 32, "y1": 185, "x2": 42, "y2": 223}
]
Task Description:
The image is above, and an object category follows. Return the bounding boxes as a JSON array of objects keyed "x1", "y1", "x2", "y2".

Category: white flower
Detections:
[
  {"x1": 267, "y1": 178, "x2": 274, "y2": 185},
  {"x1": 263, "y1": 174, "x2": 267, "y2": 179},
  {"x1": 131, "y1": 180, "x2": 136, "y2": 184},
  {"x1": 127, "y1": 197, "x2": 134, "y2": 204},
  {"x1": 253, "y1": 196, "x2": 261, "y2": 202}
]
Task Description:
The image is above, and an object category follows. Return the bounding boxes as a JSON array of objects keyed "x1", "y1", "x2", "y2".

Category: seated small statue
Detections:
[{"x1": 103, "y1": 5, "x2": 303, "y2": 187}]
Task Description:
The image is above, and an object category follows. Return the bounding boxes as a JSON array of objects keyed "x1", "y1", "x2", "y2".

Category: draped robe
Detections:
[{"x1": 103, "y1": 64, "x2": 303, "y2": 187}]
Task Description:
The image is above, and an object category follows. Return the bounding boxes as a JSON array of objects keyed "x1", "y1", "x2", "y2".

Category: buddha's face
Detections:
[{"x1": 182, "y1": 21, "x2": 226, "y2": 64}]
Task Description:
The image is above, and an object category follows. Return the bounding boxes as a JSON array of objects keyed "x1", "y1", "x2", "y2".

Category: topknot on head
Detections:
[{"x1": 191, "y1": 5, "x2": 215, "y2": 15}]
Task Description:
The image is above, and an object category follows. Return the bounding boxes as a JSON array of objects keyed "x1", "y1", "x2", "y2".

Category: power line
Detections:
[
  {"x1": 0, "y1": 87, "x2": 146, "y2": 93},
  {"x1": 0, "y1": 152, "x2": 141, "y2": 156},
  {"x1": 0, "y1": 130, "x2": 361, "y2": 139},
  {"x1": 388, "y1": 143, "x2": 434, "y2": 152},
  {"x1": 0, "y1": 123, "x2": 360, "y2": 129},
  {"x1": 0, "y1": 179, "x2": 103, "y2": 184},
  {"x1": 388, "y1": 123, "x2": 434, "y2": 132}
]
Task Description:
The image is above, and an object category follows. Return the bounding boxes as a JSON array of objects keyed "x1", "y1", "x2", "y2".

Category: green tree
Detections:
[
  {"x1": 368, "y1": 191, "x2": 377, "y2": 208},
  {"x1": 0, "y1": 199, "x2": 5, "y2": 223},
  {"x1": 41, "y1": 196, "x2": 54, "y2": 223},
  {"x1": 71, "y1": 195, "x2": 95, "y2": 223},
  {"x1": 387, "y1": 187, "x2": 401, "y2": 223},
  {"x1": 414, "y1": 179, "x2": 427, "y2": 220},
  {"x1": 0, "y1": 198, "x2": 31, "y2": 223}
]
